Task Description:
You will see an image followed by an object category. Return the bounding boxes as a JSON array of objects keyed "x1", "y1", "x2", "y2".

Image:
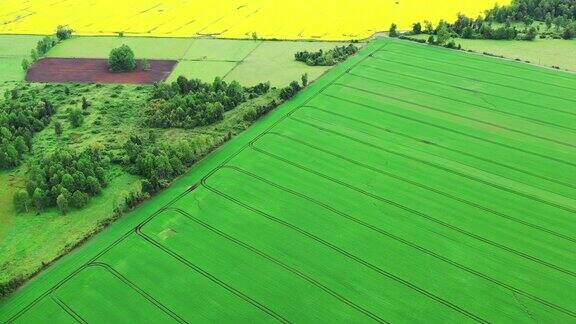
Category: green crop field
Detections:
[
  {"x1": 0, "y1": 35, "x2": 43, "y2": 81},
  {"x1": 2, "y1": 38, "x2": 575, "y2": 322}
]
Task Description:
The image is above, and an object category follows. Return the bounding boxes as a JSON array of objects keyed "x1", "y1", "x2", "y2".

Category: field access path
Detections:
[{"x1": 1, "y1": 38, "x2": 575, "y2": 323}]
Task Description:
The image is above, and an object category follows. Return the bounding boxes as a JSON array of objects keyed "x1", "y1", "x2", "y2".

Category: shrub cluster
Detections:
[
  {"x1": 108, "y1": 44, "x2": 137, "y2": 72},
  {"x1": 0, "y1": 90, "x2": 56, "y2": 169},
  {"x1": 280, "y1": 81, "x2": 302, "y2": 100},
  {"x1": 14, "y1": 146, "x2": 109, "y2": 214},
  {"x1": 145, "y1": 76, "x2": 269, "y2": 128},
  {"x1": 295, "y1": 44, "x2": 359, "y2": 66},
  {"x1": 123, "y1": 133, "x2": 226, "y2": 194}
]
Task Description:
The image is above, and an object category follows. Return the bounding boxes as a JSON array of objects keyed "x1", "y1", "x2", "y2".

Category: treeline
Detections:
[
  {"x1": 0, "y1": 89, "x2": 56, "y2": 169},
  {"x1": 145, "y1": 76, "x2": 270, "y2": 128},
  {"x1": 401, "y1": 0, "x2": 576, "y2": 42},
  {"x1": 295, "y1": 44, "x2": 359, "y2": 66},
  {"x1": 22, "y1": 25, "x2": 73, "y2": 71},
  {"x1": 123, "y1": 133, "x2": 226, "y2": 194},
  {"x1": 13, "y1": 146, "x2": 108, "y2": 214}
]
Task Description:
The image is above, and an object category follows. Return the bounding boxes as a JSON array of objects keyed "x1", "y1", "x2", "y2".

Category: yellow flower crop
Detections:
[{"x1": 0, "y1": 0, "x2": 507, "y2": 40}]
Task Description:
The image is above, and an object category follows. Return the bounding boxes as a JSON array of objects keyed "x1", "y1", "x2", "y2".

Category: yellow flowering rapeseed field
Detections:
[{"x1": 0, "y1": 0, "x2": 506, "y2": 40}]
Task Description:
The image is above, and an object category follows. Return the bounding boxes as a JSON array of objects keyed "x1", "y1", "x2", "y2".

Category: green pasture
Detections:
[
  {"x1": 2, "y1": 38, "x2": 575, "y2": 323},
  {"x1": 167, "y1": 61, "x2": 238, "y2": 82}
]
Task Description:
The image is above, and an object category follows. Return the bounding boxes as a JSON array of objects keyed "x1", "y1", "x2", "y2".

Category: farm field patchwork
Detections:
[
  {"x1": 2, "y1": 38, "x2": 576, "y2": 322},
  {"x1": 0, "y1": 0, "x2": 506, "y2": 40},
  {"x1": 7, "y1": 35, "x2": 351, "y2": 86}
]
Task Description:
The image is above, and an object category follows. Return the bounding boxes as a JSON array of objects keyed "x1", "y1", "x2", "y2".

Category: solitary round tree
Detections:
[{"x1": 108, "y1": 44, "x2": 136, "y2": 72}]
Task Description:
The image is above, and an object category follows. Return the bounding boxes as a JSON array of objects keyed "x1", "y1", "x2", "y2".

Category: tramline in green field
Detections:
[{"x1": 1, "y1": 38, "x2": 575, "y2": 323}]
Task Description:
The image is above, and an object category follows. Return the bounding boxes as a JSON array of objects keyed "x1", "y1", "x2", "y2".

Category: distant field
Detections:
[
  {"x1": 38, "y1": 36, "x2": 353, "y2": 86},
  {"x1": 226, "y1": 41, "x2": 349, "y2": 86},
  {"x1": 2, "y1": 38, "x2": 575, "y2": 322},
  {"x1": 410, "y1": 34, "x2": 576, "y2": 72},
  {"x1": 456, "y1": 38, "x2": 576, "y2": 71},
  {"x1": 167, "y1": 61, "x2": 238, "y2": 83},
  {"x1": 0, "y1": 0, "x2": 505, "y2": 40}
]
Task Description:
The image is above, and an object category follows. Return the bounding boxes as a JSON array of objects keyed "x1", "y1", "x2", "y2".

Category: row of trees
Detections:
[
  {"x1": 123, "y1": 133, "x2": 226, "y2": 194},
  {"x1": 22, "y1": 25, "x2": 73, "y2": 71},
  {"x1": 402, "y1": 0, "x2": 576, "y2": 41},
  {"x1": 0, "y1": 89, "x2": 56, "y2": 169},
  {"x1": 294, "y1": 44, "x2": 359, "y2": 66},
  {"x1": 144, "y1": 76, "x2": 270, "y2": 128},
  {"x1": 13, "y1": 146, "x2": 108, "y2": 214}
]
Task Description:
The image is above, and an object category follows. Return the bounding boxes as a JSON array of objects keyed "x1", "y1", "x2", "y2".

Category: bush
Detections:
[
  {"x1": 56, "y1": 25, "x2": 73, "y2": 41},
  {"x1": 295, "y1": 44, "x2": 358, "y2": 66},
  {"x1": 108, "y1": 45, "x2": 136, "y2": 72}
]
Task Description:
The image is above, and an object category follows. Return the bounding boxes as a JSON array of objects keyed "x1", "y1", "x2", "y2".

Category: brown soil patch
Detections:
[{"x1": 26, "y1": 58, "x2": 177, "y2": 84}]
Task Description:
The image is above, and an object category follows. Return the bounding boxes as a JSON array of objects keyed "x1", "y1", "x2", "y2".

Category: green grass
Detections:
[
  {"x1": 0, "y1": 58, "x2": 26, "y2": 81},
  {"x1": 167, "y1": 61, "x2": 238, "y2": 82},
  {"x1": 2, "y1": 38, "x2": 575, "y2": 322},
  {"x1": 0, "y1": 35, "x2": 43, "y2": 57},
  {"x1": 182, "y1": 39, "x2": 261, "y2": 61},
  {"x1": 0, "y1": 35, "x2": 44, "y2": 81},
  {"x1": 46, "y1": 36, "x2": 193, "y2": 60},
  {"x1": 225, "y1": 40, "x2": 350, "y2": 86}
]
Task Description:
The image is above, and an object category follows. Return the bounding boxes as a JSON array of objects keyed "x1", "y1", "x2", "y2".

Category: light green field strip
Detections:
[
  {"x1": 385, "y1": 41, "x2": 576, "y2": 89},
  {"x1": 182, "y1": 39, "x2": 261, "y2": 61},
  {"x1": 2, "y1": 38, "x2": 576, "y2": 323},
  {"x1": 0, "y1": 57, "x2": 26, "y2": 81},
  {"x1": 224, "y1": 41, "x2": 349, "y2": 86},
  {"x1": 46, "y1": 36, "x2": 193, "y2": 59},
  {"x1": 0, "y1": 35, "x2": 43, "y2": 57},
  {"x1": 167, "y1": 61, "x2": 237, "y2": 82}
]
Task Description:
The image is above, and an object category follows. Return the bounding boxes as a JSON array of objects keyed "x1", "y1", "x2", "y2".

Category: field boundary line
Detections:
[
  {"x1": 300, "y1": 104, "x2": 576, "y2": 197},
  {"x1": 88, "y1": 262, "x2": 187, "y2": 323},
  {"x1": 200, "y1": 174, "x2": 488, "y2": 323},
  {"x1": 286, "y1": 115, "x2": 576, "y2": 224},
  {"x1": 322, "y1": 90, "x2": 576, "y2": 168},
  {"x1": 369, "y1": 54, "x2": 576, "y2": 105},
  {"x1": 134, "y1": 221, "x2": 289, "y2": 323},
  {"x1": 223, "y1": 40, "x2": 263, "y2": 80},
  {"x1": 164, "y1": 207, "x2": 387, "y2": 323},
  {"x1": 375, "y1": 48, "x2": 576, "y2": 92},
  {"x1": 216, "y1": 165, "x2": 576, "y2": 318},
  {"x1": 247, "y1": 141, "x2": 576, "y2": 279},
  {"x1": 52, "y1": 297, "x2": 87, "y2": 323},
  {"x1": 262, "y1": 129, "x2": 576, "y2": 244}
]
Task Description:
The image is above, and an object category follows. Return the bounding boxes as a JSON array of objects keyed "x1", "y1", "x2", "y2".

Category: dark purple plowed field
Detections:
[{"x1": 26, "y1": 58, "x2": 177, "y2": 84}]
